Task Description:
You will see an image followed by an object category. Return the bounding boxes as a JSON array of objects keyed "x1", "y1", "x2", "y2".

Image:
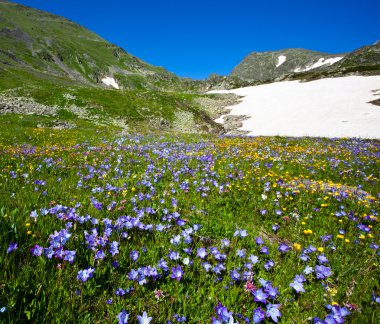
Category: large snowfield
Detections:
[{"x1": 212, "y1": 76, "x2": 380, "y2": 138}]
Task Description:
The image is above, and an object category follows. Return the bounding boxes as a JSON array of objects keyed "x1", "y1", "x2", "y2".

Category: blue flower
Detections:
[
  {"x1": 290, "y1": 280, "x2": 305, "y2": 293},
  {"x1": 171, "y1": 265, "x2": 184, "y2": 281},
  {"x1": 196, "y1": 247, "x2": 208, "y2": 259},
  {"x1": 253, "y1": 289, "x2": 268, "y2": 304},
  {"x1": 77, "y1": 267, "x2": 95, "y2": 282},
  {"x1": 266, "y1": 304, "x2": 281, "y2": 323},
  {"x1": 137, "y1": 311, "x2": 152, "y2": 323},
  {"x1": 252, "y1": 307, "x2": 265, "y2": 323},
  {"x1": 7, "y1": 242, "x2": 18, "y2": 254},
  {"x1": 117, "y1": 309, "x2": 129, "y2": 324}
]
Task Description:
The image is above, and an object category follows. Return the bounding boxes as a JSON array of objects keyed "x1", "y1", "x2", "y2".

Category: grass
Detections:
[{"x1": 0, "y1": 129, "x2": 379, "y2": 323}]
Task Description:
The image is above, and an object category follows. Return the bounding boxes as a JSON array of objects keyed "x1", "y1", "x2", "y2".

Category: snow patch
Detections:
[
  {"x1": 101, "y1": 77, "x2": 119, "y2": 89},
  {"x1": 294, "y1": 57, "x2": 343, "y2": 72},
  {"x1": 276, "y1": 55, "x2": 287, "y2": 68},
  {"x1": 210, "y1": 76, "x2": 380, "y2": 138}
]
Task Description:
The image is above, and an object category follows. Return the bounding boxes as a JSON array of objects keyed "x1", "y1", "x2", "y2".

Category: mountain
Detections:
[
  {"x1": 230, "y1": 48, "x2": 344, "y2": 81},
  {"x1": 230, "y1": 43, "x2": 380, "y2": 83},
  {"x1": 0, "y1": 0, "x2": 186, "y2": 90},
  {"x1": 0, "y1": 0, "x2": 227, "y2": 136}
]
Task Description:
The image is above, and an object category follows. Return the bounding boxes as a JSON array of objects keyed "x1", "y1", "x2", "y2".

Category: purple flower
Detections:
[
  {"x1": 290, "y1": 280, "x2": 305, "y2": 293},
  {"x1": 221, "y1": 238, "x2": 230, "y2": 248},
  {"x1": 168, "y1": 250, "x2": 180, "y2": 260},
  {"x1": 253, "y1": 289, "x2": 268, "y2": 304},
  {"x1": 196, "y1": 247, "x2": 208, "y2": 259},
  {"x1": 109, "y1": 241, "x2": 119, "y2": 256},
  {"x1": 230, "y1": 270, "x2": 241, "y2": 281},
  {"x1": 317, "y1": 254, "x2": 329, "y2": 264},
  {"x1": 278, "y1": 243, "x2": 290, "y2": 253},
  {"x1": 264, "y1": 260, "x2": 274, "y2": 271},
  {"x1": 117, "y1": 309, "x2": 129, "y2": 324},
  {"x1": 171, "y1": 265, "x2": 184, "y2": 281},
  {"x1": 7, "y1": 242, "x2": 18, "y2": 254},
  {"x1": 30, "y1": 244, "x2": 43, "y2": 256},
  {"x1": 255, "y1": 237, "x2": 264, "y2": 245},
  {"x1": 236, "y1": 249, "x2": 246, "y2": 258},
  {"x1": 95, "y1": 249, "x2": 106, "y2": 260},
  {"x1": 77, "y1": 267, "x2": 95, "y2": 282},
  {"x1": 315, "y1": 265, "x2": 332, "y2": 279},
  {"x1": 294, "y1": 274, "x2": 306, "y2": 283},
  {"x1": 63, "y1": 250, "x2": 76, "y2": 263},
  {"x1": 137, "y1": 311, "x2": 152, "y2": 324},
  {"x1": 253, "y1": 307, "x2": 266, "y2": 323},
  {"x1": 265, "y1": 285, "x2": 279, "y2": 299},
  {"x1": 249, "y1": 254, "x2": 259, "y2": 264},
  {"x1": 234, "y1": 229, "x2": 248, "y2": 237},
  {"x1": 266, "y1": 304, "x2": 281, "y2": 323},
  {"x1": 130, "y1": 250, "x2": 139, "y2": 261},
  {"x1": 260, "y1": 246, "x2": 269, "y2": 255}
]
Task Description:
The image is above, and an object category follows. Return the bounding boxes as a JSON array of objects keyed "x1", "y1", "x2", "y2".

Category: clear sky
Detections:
[{"x1": 10, "y1": 0, "x2": 380, "y2": 79}]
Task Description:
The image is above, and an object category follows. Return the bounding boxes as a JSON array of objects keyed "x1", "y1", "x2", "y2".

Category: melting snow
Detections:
[
  {"x1": 276, "y1": 55, "x2": 287, "y2": 68},
  {"x1": 101, "y1": 77, "x2": 119, "y2": 89},
  {"x1": 294, "y1": 57, "x2": 343, "y2": 72},
  {"x1": 211, "y1": 76, "x2": 380, "y2": 138}
]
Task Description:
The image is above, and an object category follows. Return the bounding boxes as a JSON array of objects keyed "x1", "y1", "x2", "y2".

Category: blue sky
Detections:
[{"x1": 11, "y1": 0, "x2": 380, "y2": 79}]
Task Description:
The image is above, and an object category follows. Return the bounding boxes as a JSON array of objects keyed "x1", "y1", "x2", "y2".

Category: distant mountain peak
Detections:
[{"x1": 230, "y1": 48, "x2": 344, "y2": 81}]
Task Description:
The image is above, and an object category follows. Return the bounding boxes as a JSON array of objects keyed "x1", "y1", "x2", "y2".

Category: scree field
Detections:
[{"x1": 0, "y1": 128, "x2": 379, "y2": 323}]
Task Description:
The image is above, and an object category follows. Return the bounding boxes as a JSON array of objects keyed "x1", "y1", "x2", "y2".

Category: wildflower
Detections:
[
  {"x1": 221, "y1": 238, "x2": 230, "y2": 248},
  {"x1": 255, "y1": 237, "x2": 264, "y2": 245},
  {"x1": 249, "y1": 254, "x2": 259, "y2": 264},
  {"x1": 266, "y1": 304, "x2": 281, "y2": 323},
  {"x1": 290, "y1": 280, "x2": 305, "y2": 293},
  {"x1": 253, "y1": 289, "x2": 268, "y2": 304},
  {"x1": 109, "y1": 241, "x2": 119, "y2": 256},
  {"x1": 264, "y1": 260, "x2": 274, "y2": 271},
  {"x1": 63, "y1": 250, "x2": 76, "y2": 263},
  {"x1": 171, "y1": 265, "x2": 184, "y2": 281},
  {"x1": 293, "y1": 243, "x2": 301, "y2": 250},
  {"x1": 278, "y1": 243, "x2": 290, "y2": 253},
  {"x1": 252, "y1": 307, "x2": 265, "y2": 323},
  {"x1": 30, "y1": 244, "x2": 43, "y2": 256},
  {"x1": 130, "y1": 250, "x2": 139, "y2": 261},
  {"x1": 317, "y1": 247, "x2": 324, "y2": 252},
  {"x1": 77, "y1": 267, "x2": 95, "y2": 282},
  {"x1": 117, "y1": 309, "x2": 129, "y2": 324},
  {"x1": 303, "y1": 265, "x2": 314, "y2": 275},
  {"x1": 196, "y1": 247, "x2": 208, "y2": 259},
  {"x1": 260, "y1": 246, "x2": 269, "y2": 255},
  {"x1": 317, "y1": 254, "x2": 329, "y2": 264},
  {"x1": 7, "y1": 242, "x2": 18, "y2": 254},
  {"x1": 315, "y1": 265, "x2": 332, "y2": 279},
  {"x1": 230, "y1": 270, "x2": 241, "y2": 281},
  {"x1": 154, "y1": 289, "x2": 164, "y2": 300},
  {"x1": 137, "y1": 311, "x2": 152, "y2": 324},
  {"x1": 236, "y1": 249, "x2": 246, "y2": 258}
]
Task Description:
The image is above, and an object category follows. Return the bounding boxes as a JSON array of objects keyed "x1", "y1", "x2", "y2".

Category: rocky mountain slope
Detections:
[
  {"x1": 230, "y1": 48, "x2": 344, "y2": 81},
  {"x1": 230, "y1": 43, "x2": 380, "y2": 83}
]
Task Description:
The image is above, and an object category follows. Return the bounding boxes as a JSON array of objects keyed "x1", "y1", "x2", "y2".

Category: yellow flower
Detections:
[
  {"x1": 345, "y1": 239, "x2": 350, "y2": 243},
  {"x1": 27, "y1": 230, "x2": 32, "y2": 235},
  {"x1": 359, "y1": 234, "x2": 365, "y2": 240},
  {"x1": 317, "y1": 247, "x2": 324, "y2": 252},
  {"x1": 303, "y1": 229, "x2": 313, "y2": 235},
  {"x1": 25, "y1": 223, "x2": 31, "y2": 227},
  {"x1": 336, "y1": 234, "x2": 344, "y2": 239},
  {"x1": 301, "y1": 221, "x2": 306, "y2": 225},
  {"x1": 331, "y1": 301, "x2": 338, "y2": 306},
  {"x1": 293, "y1": 243, "x2": 301, "y2": 250}
]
